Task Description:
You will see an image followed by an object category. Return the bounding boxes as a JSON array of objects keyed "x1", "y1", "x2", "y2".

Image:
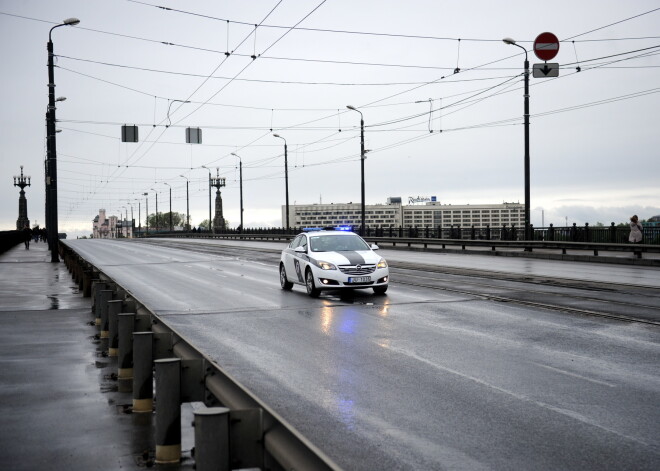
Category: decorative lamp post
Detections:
[
  {"x1": 503, "y1": 37, "x2": 531, "y2": 242},
  {"x1": 14, "y1": 166, "x2": 31, "y2": 230},
  {"x1": 346, "y1": 105, "x2": 366, "y2": 236},
  {"x1": 46, "y1": 17, "x2": 80, "y2": 261},
  {"x1": 143, "y1": 192, "x2": 149, "y2": 234},
  {"x1": 230, "y1": 153, "x2": 244, "y2": 231},
  {"x1": 272, "y1": 134, "x2": 289, "y2": 230}
]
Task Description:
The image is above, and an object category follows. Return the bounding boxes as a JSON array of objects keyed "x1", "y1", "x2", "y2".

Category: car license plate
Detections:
[{"x1": 348, "y1": 276, "x2": 371, "y2": 283}]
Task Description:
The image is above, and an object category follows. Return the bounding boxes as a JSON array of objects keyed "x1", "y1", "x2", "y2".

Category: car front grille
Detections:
[{"x1": 338, "y1": 265, "x2": 376, "y2": 275}]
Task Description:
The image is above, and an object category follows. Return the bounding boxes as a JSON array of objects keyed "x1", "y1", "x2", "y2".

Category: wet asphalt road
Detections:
[{"x1": 64, "y1": 238, "x2": 660, "y2": 470}]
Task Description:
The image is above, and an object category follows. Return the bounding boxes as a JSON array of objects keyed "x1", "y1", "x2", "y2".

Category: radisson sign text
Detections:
[{"x1": 408, "y1": 196, "x2": 437, "y2": 204}]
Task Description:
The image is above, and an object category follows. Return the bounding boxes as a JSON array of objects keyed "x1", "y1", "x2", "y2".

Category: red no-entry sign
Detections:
[{"x1": 533, "y1": 32, "x2": 560, "y2": 61}]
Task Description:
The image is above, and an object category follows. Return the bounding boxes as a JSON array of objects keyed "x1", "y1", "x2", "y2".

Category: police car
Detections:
[{"x1": 279, "y1": 227, "x2": 389, "y2": 297}]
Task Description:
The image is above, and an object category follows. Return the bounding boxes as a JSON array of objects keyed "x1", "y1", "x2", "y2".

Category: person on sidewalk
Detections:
[
  {"x1": 22, "y1": 225, "x2": 32, "y2": 250},
  {"x1": 629, "y1": 215, "x2": 643, "y2": 243}
]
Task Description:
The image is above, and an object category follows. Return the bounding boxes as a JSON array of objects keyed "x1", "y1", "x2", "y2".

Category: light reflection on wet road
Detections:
[{"x1": 64, "y1": 238, "x2": 660, "y2": 470}]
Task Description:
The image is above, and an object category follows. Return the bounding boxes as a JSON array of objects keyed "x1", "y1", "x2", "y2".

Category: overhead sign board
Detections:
[
  {"x1": 533, "y1": 63, "x2": 559, "y2": 78},
  {"x1": 533, "y1": 32, "x2": 559, "y2": 61}
]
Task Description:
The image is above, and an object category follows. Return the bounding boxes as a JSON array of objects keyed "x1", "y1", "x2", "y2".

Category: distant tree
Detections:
[
  {"x1": 594, "y1": 222, "x2": 605, "y2": 227},
  {"x1": 147, "y1": 211, "x2": 185, "y2": 229}
]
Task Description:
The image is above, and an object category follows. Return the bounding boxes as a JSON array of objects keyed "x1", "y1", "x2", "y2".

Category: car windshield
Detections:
[{"x1": 309, "y1": 234, "x2": 370, "y2": 252}]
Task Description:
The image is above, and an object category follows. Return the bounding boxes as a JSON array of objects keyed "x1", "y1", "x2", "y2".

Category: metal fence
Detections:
[{"x1": 191, "y1": 223, "x2": 659, "y2": 245}]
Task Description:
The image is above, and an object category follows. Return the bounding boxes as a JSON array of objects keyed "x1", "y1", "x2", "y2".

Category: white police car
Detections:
[{"x1": 279, "y1": 227, "x2": 389, "y2": 297}]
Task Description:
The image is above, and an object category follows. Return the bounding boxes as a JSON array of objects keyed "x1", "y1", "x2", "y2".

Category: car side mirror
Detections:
[
  {"x1": 371, "y1": 244, "x2": 379, "y2": 250},
  {"x1": 294, "y1": 246, "x2": 306, "y2": 253}
]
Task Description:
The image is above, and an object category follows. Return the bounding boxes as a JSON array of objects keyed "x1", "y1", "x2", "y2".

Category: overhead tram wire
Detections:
[{"x1": 124, "y1": 2, "x2": 660, "y2": 44}]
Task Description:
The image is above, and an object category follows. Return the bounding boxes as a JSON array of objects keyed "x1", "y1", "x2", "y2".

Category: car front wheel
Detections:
[
  {"x1": 305, "y1": 269, "x2": 320, "y2": 297},
  {"x1": 280, "y1": 264, "x2": 293, "y2": 290},
  {"x1": 373, "y1": 285, "x2": 388, "y2": 295}
]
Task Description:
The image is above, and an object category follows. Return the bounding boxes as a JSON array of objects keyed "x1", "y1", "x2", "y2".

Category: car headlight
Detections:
[
  {"x1": 317, "y1": 260, "x2": 337, "y2": 270},
  {"x1": 377, "y1": 258, "x2": 388, "y2": 269}
]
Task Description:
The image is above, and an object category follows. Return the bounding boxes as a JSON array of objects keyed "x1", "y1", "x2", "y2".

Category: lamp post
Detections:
[
  {"x1": 272, "y1": 134, "x2": 289, "y2": 231},
  {"x1": 230, "y1": 153, "x2": 244, "y2": 231},
  {"x1": 122, "y1": 206, "x2": 127, "y2": 237},
  {"x1": 151, "y1": 188, "x2": 159, "y2": 231},
  {"x1": 503, "y1": 37, "x2": 531, "y2": 242},
  {"x1": 163, "y1": 183, "x2": 173, "y2": 231},
  {"x1": 346, "y1": 105, "x2": 366, "y2": 236},
  {"x1": 143, "y1": 192, "x2": 149, "y2": 235},
  {"x1": 201, "y1": 166, "x2": 212, "y2": 232},
  {"x1": 127, "y1": 201, "x2": 134, "y2": 237},
  {"x1": 179, "y1": 175, "x2": 190, "y2": 230},
  {"x1": 46, "y1": 17, "x2": 79, "y2": 262}
]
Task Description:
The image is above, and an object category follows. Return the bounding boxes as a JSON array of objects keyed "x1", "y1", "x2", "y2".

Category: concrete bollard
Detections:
[
  {"x1": 118, "y1": 313, "x2": 135, "y2": 393},
  {"x1": 133, "y1": 332, "x2": 153, "y2": 413},
  {"x1": 107, "y1": 300, "x2": 123, "y2": 357},
  {"x1": 193, "y1": 407, "x2": 231, "y2": 471},
  {"x1": 155, "y1": 358, "x2": 181, "y2": 464},
  {"x1": 98, "y1": 290, "x2": 114, "y2": 351}
]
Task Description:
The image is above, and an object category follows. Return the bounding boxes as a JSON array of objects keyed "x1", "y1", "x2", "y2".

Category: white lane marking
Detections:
[
  {"x1": 532, "y1": 362, "x2": 616, "y2": 388},
  {"x1": 380, "y1": 343, "x2": 651, "y2": 447}
]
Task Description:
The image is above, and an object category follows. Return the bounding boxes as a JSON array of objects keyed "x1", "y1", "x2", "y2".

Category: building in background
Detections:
[
  {"x1": 285, "y1": 198, "x2": 524, "y2": 230},
  {"x1": 92, "y1": 209, "x2": 132, "y2": 238}
]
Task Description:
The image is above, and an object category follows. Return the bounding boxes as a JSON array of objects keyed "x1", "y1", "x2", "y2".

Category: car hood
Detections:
[{"x1": 312, "y1": 250, "x2": 381, "y2": 266}]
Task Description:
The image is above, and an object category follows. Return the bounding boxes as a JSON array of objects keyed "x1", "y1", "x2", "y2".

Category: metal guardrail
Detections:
[
  {"x1": 143, "y1": 232, "x2": 660, "y2": 260},
  {"x1": 59, "y1": 241, "x2": 341, "y2": 471}
]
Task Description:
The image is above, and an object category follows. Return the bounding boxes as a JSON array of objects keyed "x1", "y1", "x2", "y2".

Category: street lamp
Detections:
[
  {"x1": 503, "y1": 37, "x2": 531, "y2": 242},
  {"x1": 127, "y1": 201, "x2": 134, "y2": 237},
  {"x1": 272, "y1": 134, "x2": 289, "y2": 231},
  {"x1": 179, "y1": 175, "x2": 190, "y2": 230},
  {"x1": 230, "y1": 153, "x2": 244, "y2": 231},
  {"x1": 151, "y1": 188, "x2": 159, "y2": 231},
  {"x1": 46, "y1": 17, "x2": 80, "y2": 262},
  {"x1": 163, "y1": 183, "x2": 173, "y2": 231},
  {"x1": 143, "y1": 192, "x2": 149, "y2": 235},
  {"x1": 346, "y1": 105, "x2": 366, "y2": 236},
  {"x1": 201, "y1": 165, "x2": 212, "y2": 232}
]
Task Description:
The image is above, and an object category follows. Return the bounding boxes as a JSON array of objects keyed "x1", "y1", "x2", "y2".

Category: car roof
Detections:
[{"x1": 300, "y1": 230, "x2": 357, "y2": 237}]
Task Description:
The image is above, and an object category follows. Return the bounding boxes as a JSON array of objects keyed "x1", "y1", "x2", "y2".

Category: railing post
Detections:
[
  {"x1": 610, "y1": 222, "x2": 617, "y2": 243},
  {"x1": 470, "y1": 225, "x2": 475, "y2": 240},
  {"x1": 107, "y1": 299, "x2": 123, "y2": 357},
  {"x1": 193, "y1": 407, "x2": 231, "y2": 471},
  {"x1": 118, "y1": 313, "x2": 135, "y2": 393},
  {"x1": 155, "y1": 358, "x2": 181, "y2": 464},
  {"x1": 571, "y1": 223, "x2": 577, "y2": 242},
  {"x1": 133, "y1": 332, "x2": 154, "y2": 413},
  {"x1": 99, "y1": 290, "x2": 114, "y2": 350},
  {"x1": 548, "y1": 224, "x2": 555, "y2": 241},
  {"x1": 486, "y1": 224, "x2": 491, "y2": 241}
]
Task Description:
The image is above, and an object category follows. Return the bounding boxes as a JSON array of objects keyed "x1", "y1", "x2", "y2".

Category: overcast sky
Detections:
[{"x1": 1, "y1": 0, "x2": 659, "y2": 237}]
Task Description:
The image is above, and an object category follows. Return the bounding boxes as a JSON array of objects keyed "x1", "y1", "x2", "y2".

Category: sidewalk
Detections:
[{"x1": 0, "y1": 242, "x2": 169, "y2": 470}]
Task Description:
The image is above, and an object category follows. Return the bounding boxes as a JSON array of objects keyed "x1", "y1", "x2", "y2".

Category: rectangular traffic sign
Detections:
[{"x1": 533, "y1": 63, "x2": 559, "y2": 78}]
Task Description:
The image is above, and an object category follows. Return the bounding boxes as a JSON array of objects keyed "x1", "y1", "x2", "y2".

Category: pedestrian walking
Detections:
[
  {"x1": 628, "y1": 215, "x2": 643, "y2": 243},
  {"x1": 22, "y1": 225, "x2": 32, "y2": 250}
]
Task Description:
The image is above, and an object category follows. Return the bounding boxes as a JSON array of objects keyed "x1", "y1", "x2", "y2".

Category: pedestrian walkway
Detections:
[{"x1": 0, "y1": 242, "x2": 167, "y2": 470}]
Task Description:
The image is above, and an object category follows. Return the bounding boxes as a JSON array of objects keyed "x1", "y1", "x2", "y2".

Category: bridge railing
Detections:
[{"x1": 136, "y1": 223, "x2": 659, "y2": 245}]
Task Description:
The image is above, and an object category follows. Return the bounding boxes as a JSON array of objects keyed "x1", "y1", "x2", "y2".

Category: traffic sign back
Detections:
[{"x1": 533, "y1": 32, "x2": 559, "y2": 61}]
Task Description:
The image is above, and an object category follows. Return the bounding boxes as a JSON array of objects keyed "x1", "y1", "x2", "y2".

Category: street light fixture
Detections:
[
  {"x1": 346, "y1": 105, "x2": 366, "y2": 236},
  {"x1": 163, "y1": 183, "x2": 173, "y2": 231},
  {"x1": 201, "y1": 165, "x2": 212, "y2": 232},
  {"x1": 230, "y1": 153, "x2": 244, "y2": 231},
  {"x1": 179, "y1": 175, "x2": 190, "y2": 230},
  {"x1": 46, "y1": 17, "x2": 80, "y2": 262},
  {"x1": 503, "y1": 37, "x2": 531, "y2": 242},
  {"x1": 272, "y1": 134, "x2": 290, "y2": 231}
]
